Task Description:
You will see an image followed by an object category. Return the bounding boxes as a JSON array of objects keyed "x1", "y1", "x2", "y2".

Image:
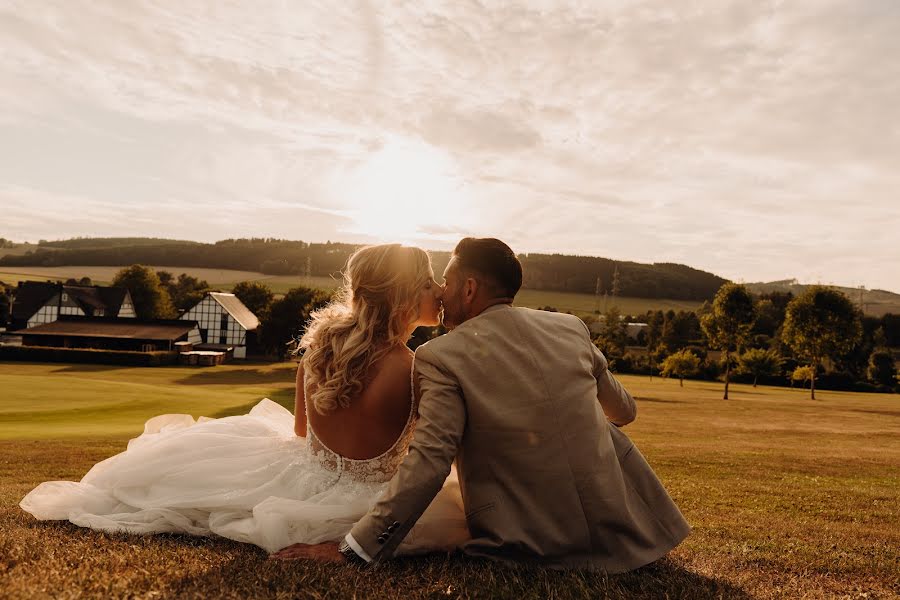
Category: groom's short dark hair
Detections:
[{"x1": 453, "y1": 237, "x2": 522, "y2": 299}]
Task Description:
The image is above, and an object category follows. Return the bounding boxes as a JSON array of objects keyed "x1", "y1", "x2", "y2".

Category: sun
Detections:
[{"x1": 339, "y1": 137, "x2": 473, "y2": 244}]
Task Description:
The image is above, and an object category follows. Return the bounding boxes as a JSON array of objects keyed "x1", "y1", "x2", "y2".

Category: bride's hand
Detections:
[{"x1": 270, "y1": 542, "x2": 345, "y2": 562}]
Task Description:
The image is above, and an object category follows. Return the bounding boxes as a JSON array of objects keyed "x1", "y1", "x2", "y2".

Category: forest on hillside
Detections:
[{"x1": 0, "y1": 237, "x2": 728, "y2": 300}]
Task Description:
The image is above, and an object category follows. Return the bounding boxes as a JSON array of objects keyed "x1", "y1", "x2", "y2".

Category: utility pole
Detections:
[{"x1": 610, "y1": 264, "x2": 621, "y2": 310}]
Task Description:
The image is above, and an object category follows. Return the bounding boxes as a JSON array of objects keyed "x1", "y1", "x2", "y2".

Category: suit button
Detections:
[
  {"x1": 392, "y1": 521, "x2": 400, "y2": 528},
  {"x1": 388, "y1": 524, "x2": 398, "y2": 532},
  {"x1": 377, "y1": 535, "x2": 387, "y2": 544}
]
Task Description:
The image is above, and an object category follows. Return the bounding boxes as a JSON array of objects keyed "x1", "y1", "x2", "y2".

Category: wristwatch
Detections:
[{"x1": 338, "y1": 539, "x2": 366, "y2": 565}]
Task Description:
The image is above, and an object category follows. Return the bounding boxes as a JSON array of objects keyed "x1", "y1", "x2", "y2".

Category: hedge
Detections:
[{"x1": 0, "y1": 345, "x2": 179, "y2": 366}]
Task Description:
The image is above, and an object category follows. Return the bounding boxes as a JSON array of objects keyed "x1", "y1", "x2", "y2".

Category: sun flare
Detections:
[{"x1": 339, "y1": 138, "x2": 473, "y2": 244}]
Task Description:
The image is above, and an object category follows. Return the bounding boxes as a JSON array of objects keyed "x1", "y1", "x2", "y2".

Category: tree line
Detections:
[
  {"x1": 1, "y1": 267, "x2": 896, "y2": 394},
  {"x1": 0, "y1": 237, "x2": 727, "y2": 300},
  {"x1": 590, "y1": 284, "x2": 899, "y2": 397}
]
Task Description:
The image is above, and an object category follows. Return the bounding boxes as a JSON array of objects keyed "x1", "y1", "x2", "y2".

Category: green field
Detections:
[
  {"x1": 0, "y1": 265, "x2": 698, "y2": 315},
  {"x1": 1, "y1": 361, "x2": 897, "y2": 598},
  {"x1": 513, "y1": 289, "x2": 701, "y2": 316}
]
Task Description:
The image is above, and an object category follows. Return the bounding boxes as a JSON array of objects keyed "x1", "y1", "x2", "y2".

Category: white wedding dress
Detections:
[{"x1": 20, "y1": 372, "x2": 470, "y2": 554}]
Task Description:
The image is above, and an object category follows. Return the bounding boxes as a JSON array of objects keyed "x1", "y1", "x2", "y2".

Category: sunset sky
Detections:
[{"x1": 1, "y1": 1, "x2": 898, "y2": 291}]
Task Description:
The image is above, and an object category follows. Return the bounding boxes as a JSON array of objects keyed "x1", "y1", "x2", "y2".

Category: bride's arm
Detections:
[{"x1": 294, "y1": 361, "x2": 307, "y2": 437}]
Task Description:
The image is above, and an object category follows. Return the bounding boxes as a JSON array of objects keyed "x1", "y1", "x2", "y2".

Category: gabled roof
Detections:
[
  {"x1": 11, "y1": 281, "x2": 57, "y2": 321},
  {"x1": 96, "y1": 287, "x2": 129, "y2": 314},
  {"x1": 208, "y1": 292, "x2": 260, "y2": 330},
  {"x1": 65, "y1": 286, "x2": 107, "y2": 311},
  {"x1": 13, "y1": 315, "x2": 198, "y2": 341},
  {"x1": 12, "y1": 281, "x2": 132, "y2": 321}
]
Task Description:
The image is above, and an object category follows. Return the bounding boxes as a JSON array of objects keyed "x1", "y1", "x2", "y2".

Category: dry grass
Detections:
[{"x1": 1, "y1": 363, "x2": 898, "y2": 599}]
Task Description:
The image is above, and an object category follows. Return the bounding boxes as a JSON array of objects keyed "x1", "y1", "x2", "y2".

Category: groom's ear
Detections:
[{"x1": 463, "y1": 277, "x2": 478, "y2": 302}]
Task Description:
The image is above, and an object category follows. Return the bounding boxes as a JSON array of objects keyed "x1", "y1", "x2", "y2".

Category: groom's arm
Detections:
[
  {"x1": 346, "y1": 343, "x2": 465, "y2": 563},
  {"x1": 580, "y1": 320, "x2": 637, "y2": 426}
]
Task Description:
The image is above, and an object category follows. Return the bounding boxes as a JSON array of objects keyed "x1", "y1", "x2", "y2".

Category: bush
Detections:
[
  {"x1": 660, "y1": 349, "x2": 702, "y2": 386},
  {"x1": 0, "y1": 345, "x2": 178, "y2": 366},
  {"x1": 699, "y1": 358, "x2": 722, "y2": 381},
  {"x1": 867, "y1": 350, "x2": 897, "y2": 387},
  {"x1": 608, "y1": 353, "x2": 634, "y2": 374}
]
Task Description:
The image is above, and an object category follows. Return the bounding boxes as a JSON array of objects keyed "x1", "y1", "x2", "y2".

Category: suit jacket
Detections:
[{"x1": 349, "y1": 305, "x2": 690, "y2": 572}]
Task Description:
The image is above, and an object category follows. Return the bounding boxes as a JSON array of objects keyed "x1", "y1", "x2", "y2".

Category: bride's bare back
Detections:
[{"x1": 294, "y1": 346, "x2": 415, "y2": 460}]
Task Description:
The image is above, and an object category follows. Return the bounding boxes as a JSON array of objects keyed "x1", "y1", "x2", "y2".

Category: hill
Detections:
[
  {"x1": 0, "y1": 238, "x2": 727, "y2": 301},
  {"x1": 746, "y1": 280, "x2": 900, "y2": 317}
]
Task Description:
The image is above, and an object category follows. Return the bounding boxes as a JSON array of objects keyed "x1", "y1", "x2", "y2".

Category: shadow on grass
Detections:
[
  {"x1": 175, "y1": 367, "x2": 296, "y2": 387},
  {"x1": 11, "y1": 520, "x2": 752, "y2": 599},
  {"x1": 851, "y1": 409, "x2": 900, "y2": 418},
  {"x1": 50, "y1": 364, "x2": 131, "y2": 374},
  {"x1": 161, "y1": 550, "x2": 753, "y2": 600},
  {"x1": 208, "y1": 388, "x2": 295, "y2": 418},
  {"x1": 635, "y1": 397, "x2": 685, "y2": 404}
]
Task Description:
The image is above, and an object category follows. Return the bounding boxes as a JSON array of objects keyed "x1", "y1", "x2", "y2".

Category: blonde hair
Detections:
[{"x1": 300, "y1": 244, "x2": 432, "y2": 414}]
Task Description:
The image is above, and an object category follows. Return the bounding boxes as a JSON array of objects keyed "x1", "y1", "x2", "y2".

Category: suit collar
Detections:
[{"x1": 451, "y1": 303, "x2": 512, "y2": 332}]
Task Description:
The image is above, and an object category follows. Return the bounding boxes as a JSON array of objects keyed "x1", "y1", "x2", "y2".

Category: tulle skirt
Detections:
[{"x1": 20, "y1": 399, "x2": 469, "y2": 554}]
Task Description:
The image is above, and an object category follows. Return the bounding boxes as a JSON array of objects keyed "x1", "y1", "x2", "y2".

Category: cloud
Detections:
[
  {"x1": 419, "y1": 102, "x2": 542, "y2": 152},
  {"x1": 1, "y1": 1, "x2": 898, "y2": 290}
]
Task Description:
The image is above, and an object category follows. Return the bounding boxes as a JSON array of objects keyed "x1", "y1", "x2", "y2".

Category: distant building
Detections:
[
  {"x1": 10, "y1": 281, "x2": 136, "y2": 331},
  {"x1": 588, "y1": 317, "x2": 649, "y2": 340},
  {"x1": 14, "y1": 315, "x2": 202, "y2": 352},
  {"x1": 180, "y1": 292, "x2": 260, "y2": 359}
]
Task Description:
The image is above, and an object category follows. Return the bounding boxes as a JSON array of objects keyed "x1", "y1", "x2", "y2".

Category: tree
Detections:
[
  {"x1": 111, "y1": 265, "x2": 175, "y2": 319},
  {"x1": 791, "y1": 365, "x2": 814, "y2": 389},
  {"x1": 0, "y1": 284, "x2": 10, "y2": 327},
  {"x1": 595, "y1": 306, "x2": 629, "y2": 361},
  {"x1": 782, "y1": 286, "x2": 862, "y2": 400},
  {"x1": 701, "y1": 283, "x2": 755, "y2": 399},
  {"x1": 737, "y1": 348, "x2": 783, "y2": 387},
  {"x1": 258, "y1": 286, "x2": 333, "y2": 360},
  {"x1": 168, "y1": 273, "x2": 210, "y2": 312},
  {"x1": 232, "y1": 281, "x2": 275, "y2": 318},
  {"x1": 867, "y1": 351, "x2": 897, "y2": 388},
  {"x1": 660, "y1": 349, "x2": 701, "y2": 387}
]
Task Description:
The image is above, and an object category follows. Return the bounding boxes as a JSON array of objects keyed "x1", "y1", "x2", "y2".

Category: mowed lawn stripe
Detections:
[{"x1": 0, "y1": 363, "x2": 297, "y2": 439}]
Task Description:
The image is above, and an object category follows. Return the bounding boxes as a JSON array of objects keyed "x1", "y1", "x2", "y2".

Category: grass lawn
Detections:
[{"x1": 1, "y1": 362, "x2": 898, "y2": 598}]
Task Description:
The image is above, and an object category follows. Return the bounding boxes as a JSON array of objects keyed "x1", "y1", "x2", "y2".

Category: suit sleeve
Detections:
[
  {"x1": 347, "y1": 343, "x2": 466, "y2": 562},
  {"x1": 580, "y1": 319, "x2": 637, "y2": 426}
]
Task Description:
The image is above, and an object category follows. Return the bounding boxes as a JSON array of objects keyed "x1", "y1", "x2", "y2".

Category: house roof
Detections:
[
  {"x1": 13, "y1": 315, "x2": 199, "y2": 341},
  {"x1": 208, "y1": 292, "x2": 260, "y2": 330},
  {"x1": 11, "y1": 281, "x2": 131, "y2": 320},
  {"x1": 11, "y1": 281, "x2": 57, "y2": 321}
]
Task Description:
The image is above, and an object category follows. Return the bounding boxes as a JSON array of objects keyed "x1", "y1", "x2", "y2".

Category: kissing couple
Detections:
[{"x1": 22, "y1": 238, "x2": 689, "y2": 572}]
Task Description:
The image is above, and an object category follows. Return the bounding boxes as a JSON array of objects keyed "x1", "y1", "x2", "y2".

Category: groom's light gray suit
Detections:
[{"x1": 348, "y1": 304, "x2": 690, "y2": 572}]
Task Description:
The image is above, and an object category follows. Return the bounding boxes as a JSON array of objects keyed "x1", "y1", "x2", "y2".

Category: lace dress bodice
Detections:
[{"x1": 304, "y1": 367, "x2": 417, "y2": 484}]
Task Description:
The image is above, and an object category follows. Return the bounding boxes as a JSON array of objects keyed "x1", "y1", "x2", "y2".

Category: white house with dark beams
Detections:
[
  {"x1": 180, "y1": 292, "x2": 260, "y2": 359},
  {"x1": 11, "y1": 281, "x2": 136, "y2": 331}
]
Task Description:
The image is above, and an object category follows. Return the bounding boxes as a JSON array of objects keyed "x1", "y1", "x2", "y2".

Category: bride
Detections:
[{"x1": 20, "y1": 244, "x2": 470, "y2": 554}]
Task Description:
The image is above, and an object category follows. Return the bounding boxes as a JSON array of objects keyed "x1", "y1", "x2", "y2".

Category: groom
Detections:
[{"x1": 277, "y1": 237, "x2": 690, "y2": 571}]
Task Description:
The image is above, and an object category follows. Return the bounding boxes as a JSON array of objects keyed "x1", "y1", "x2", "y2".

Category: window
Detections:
[{"x1": 61, "y1": 293, "x2": 68, "y2": 301}]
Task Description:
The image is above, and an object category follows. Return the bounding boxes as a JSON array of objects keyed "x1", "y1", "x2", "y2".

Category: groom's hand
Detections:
[{"x1": 270, "y1": 541, "x2": 345, "y2": 563}]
